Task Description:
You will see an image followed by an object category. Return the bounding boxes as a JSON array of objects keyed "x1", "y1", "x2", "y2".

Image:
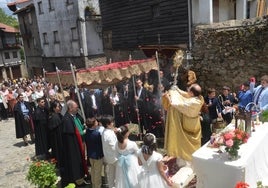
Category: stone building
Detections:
[
  {"x1": 8, "y1": 0, "x2": 105, "y2": 77},
  {"x1": 0, "y1": 23, "x2": 23, "y2": 82}
]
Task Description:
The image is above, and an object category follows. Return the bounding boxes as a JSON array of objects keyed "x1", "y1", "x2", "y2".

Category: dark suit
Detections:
[
  {"x1": 135, "y1": 87, "x2": 149, "y2": 133},
  {"x1": 13, "y1": 101, "x2": 34, "y2": 140}
]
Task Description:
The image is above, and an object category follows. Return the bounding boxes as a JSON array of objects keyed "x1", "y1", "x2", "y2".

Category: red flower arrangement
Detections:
[
  {"x1": 224, "y1": 129, "x2": 249, "y2": 159},
  {"x1": 235, "y1": 181, "x2": 249, "y2": 188}
]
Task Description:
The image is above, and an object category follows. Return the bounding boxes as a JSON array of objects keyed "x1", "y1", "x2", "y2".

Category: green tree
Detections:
[{"x1": 0, "y1": 8, "x2": 18, "y2": 28}]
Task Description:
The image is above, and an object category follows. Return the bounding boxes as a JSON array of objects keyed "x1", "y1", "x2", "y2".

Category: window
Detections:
[
  {"x1": 103, "y1": 30, "x2": 112, "y2": 49},
  {"x1": 53, "y1": 31, "x2": 59, "y2": 43},
  {"x1": 43, "y1": 33, "x2": 48, "y2": 44},
  {"x1": 12, "y1": 51, "x2": 18, "y2": 58},
  {"x1": 71, "y1": 27, "x2": 78, "y2": 41},
  {"x1": 33, "y1": 37, "x2": 37, "y2": 47},
  {"x1": 151, "y1": 4, "x2": 160, "y2": 18},
  {"x1": 85, "y1": 7, "x2": 91, "y2": 19},
  {"x1": 38, "y1": 1, "x2": 44, "y2": 14},
  {"x1": 48, "y1": 0, "x2": 55, "y2": 11},
  {"x1": 66, "y1": 0, "x2": 73, "y2": 5},
  {"x1": 4, "y1": 52, "x2": 10, "y2": 59}
]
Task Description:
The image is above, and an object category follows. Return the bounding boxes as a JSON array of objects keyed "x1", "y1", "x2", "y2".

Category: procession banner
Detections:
[
  {"x1": 45, "y1": 58, "x2": 157, "y2": 88},
  {"x1": 45, "y1": 70, "x2": 74, "y2": 86}
]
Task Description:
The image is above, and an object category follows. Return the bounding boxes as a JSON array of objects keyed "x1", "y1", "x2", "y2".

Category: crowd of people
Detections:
[{"x1": 0, "y1": 71, "x2": 268, "y2": 187}]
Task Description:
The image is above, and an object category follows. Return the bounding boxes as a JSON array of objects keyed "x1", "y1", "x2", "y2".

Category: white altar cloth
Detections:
[{"x1": 192, "y1": 122, "x2": 268, "y2": 188}]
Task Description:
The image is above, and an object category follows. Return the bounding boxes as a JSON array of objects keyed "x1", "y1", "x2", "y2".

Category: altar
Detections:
[{"x1": 192, "y1": 122, "x2": 268, "y2": 188}]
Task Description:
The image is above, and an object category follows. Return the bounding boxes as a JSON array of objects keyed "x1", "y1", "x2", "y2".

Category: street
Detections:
[{"x1": 0, "y1": 118, "x2": 35, "y2": 188}]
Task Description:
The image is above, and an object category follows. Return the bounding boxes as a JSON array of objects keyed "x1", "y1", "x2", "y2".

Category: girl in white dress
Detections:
[
  {"x1": 115, "y1": 125, "x2": 141, "y2": 188},
  {"x1": 137, "y1": 133, "x2": 173, "y2": 188}
]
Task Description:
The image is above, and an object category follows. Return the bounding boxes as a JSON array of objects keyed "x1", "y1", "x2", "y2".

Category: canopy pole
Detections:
[
  {"x1": 56, "y1": 67, "x2": 67, "y2": 107},
  {"x1": 132, "y1": 75, "x2": 142, "y2": 135},
  {"x1": 70, "y1": 63, "x2": 86, "y2": 122},
  {"x1": 129, "y1": 54, "x2": 141, "y2": 135},
  {"x1": 155, "y1": 51, "x2": 166, "y2": 130},
  {"x1": 43, "y1": 68, "x2": 50, "y2": 108}
]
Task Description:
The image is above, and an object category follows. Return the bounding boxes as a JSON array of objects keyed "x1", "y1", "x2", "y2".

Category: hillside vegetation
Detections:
[{"x1": 0, "y1": 8, "x2": 18, "y2": 28}]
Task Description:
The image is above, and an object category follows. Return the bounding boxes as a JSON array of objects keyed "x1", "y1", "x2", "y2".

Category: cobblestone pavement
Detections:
[{"x1": 0, "y1": 118, "x2": 35, "y2": 188}]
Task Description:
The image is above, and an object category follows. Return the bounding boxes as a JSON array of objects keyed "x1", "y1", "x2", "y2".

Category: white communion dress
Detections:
[
  {"x1": 137, "y1": 150, "x2": 169, "y2": 188},
  {"x1": 115, "y1": 139, "x2": 141, "y2": 188}
]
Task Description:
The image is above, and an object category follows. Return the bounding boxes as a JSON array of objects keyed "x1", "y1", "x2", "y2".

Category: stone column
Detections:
[
  {"x1": 236, "y1": 0, "x2": 247, "y2": 19},
  {"x1": 9, "y1": 66, "x2": 13, "y2": 80},
  {"x1": 199, "y1": 0, "x2": 213, "y2": 24}
]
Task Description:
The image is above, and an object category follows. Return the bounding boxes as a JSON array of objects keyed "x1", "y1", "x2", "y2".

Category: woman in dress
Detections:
[
  {"x1": 115, "y1": 125, "x2": 141, "y2": 188},
  {"x1": 6, "y1": 87, "x2": 16, "y2": 117},
  {"x1": 137, "y1": 133, "x2": 173, "y2": 188}
]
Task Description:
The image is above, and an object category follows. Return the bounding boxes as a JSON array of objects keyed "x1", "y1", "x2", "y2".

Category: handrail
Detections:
[{"x1": 245, "y1": 102, "x2": 258, "y2": 112}]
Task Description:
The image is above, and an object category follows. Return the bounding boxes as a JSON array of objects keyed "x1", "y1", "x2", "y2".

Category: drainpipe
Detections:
[
  {"x1": 186, "y1": 0, "x2": 193, "y2": 69},
  {"x1": 187, "y1": 0, "x2": 192, "y2": 51}
]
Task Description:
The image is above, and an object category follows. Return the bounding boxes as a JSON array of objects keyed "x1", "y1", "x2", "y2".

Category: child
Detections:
[
  {"x1": 100, "y1": 115, "x2": 118, "y2": 188},
  {"x1": 115, "y1": 125, "x2": 140, "y2": 188},
  {"x1": 85, "y1": 117, "x2": 104, "y2": 188},
  {"x1": 137, "y1": 133, "x2": 173, "y2": 188}
]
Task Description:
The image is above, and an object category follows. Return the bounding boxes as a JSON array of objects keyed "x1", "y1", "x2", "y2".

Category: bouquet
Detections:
[
  {"x1": 209, "y1": 129, "x2": 249, "y2": 160},
  {"x1": 26, "y1": 158, "x2": 58, "y2": 188}
]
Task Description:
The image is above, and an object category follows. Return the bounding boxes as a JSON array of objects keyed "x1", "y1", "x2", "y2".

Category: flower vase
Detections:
[{"x1": 228, "y1": 153, "x2": 240, "y2": 161}]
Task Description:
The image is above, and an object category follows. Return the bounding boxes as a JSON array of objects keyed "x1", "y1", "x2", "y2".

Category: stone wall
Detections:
[{"x1": 192, "y1": 16, "x2": 268, "y2": 94}]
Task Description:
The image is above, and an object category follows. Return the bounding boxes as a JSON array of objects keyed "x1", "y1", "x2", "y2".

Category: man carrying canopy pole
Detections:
[
  {"x1": 129, "y1": 55, "x2": 141, "y2": 136},
  {"x1": 55, "y1": 67, "x2": 67, "y2": 115},
  {"x1": 55, "y1": 67, "x2": 67, "y2": 106},
  {"x1": 70, "y1": 64, "x2": 86, "y2": 122}
]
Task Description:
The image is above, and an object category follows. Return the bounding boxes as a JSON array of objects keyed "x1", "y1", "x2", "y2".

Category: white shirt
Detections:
[
  {"x1": 101, "y1": 128, "x2": 118, "y2": 164},
  {"x1": 91, "y1": 94, "x2": 97, "y2": 109}
]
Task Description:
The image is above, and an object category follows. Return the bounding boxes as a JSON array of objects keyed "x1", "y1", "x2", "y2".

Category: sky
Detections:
[{"x1": 0, "y1": 0, "x2": 14, "y2": 16}]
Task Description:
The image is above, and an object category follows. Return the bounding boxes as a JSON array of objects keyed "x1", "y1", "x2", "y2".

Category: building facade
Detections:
[
  {"x1": 0, "y1": 23, "x2": 23, "y2": 82},
  {"x1": 192, "y1": 0, "x2": 266, "y2": 24},
  {"x1": 8, "y1": 0, "x2": 105, "y2": 77},
  {"x1": 99, "y1": 0, "x2": 190, "y2": 61}
]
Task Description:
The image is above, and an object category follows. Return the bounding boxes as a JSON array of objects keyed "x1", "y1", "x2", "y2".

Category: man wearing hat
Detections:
[
  {"x1": 238, "y1": 81, "x2": 253, "y2": 110},
  {"x1": 218, "y1": 86, "x2": 238, "y2": 124}
]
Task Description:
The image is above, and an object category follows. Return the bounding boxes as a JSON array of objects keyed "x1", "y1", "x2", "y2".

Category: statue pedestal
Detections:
[{"x1": 235, "y1": 109, "x2": 252, "y2": 136}]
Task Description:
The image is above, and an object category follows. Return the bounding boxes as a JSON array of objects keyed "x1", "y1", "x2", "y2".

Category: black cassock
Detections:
[
  {"x1": 33, "y1": 106, "x2": 49, "y2": 156},
  {"x1": 61, "y1": 112, "x2": 87, "y2": 187},
  {"x1": 48, "y1": 112, "x2": 63, "y2": 168}
]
